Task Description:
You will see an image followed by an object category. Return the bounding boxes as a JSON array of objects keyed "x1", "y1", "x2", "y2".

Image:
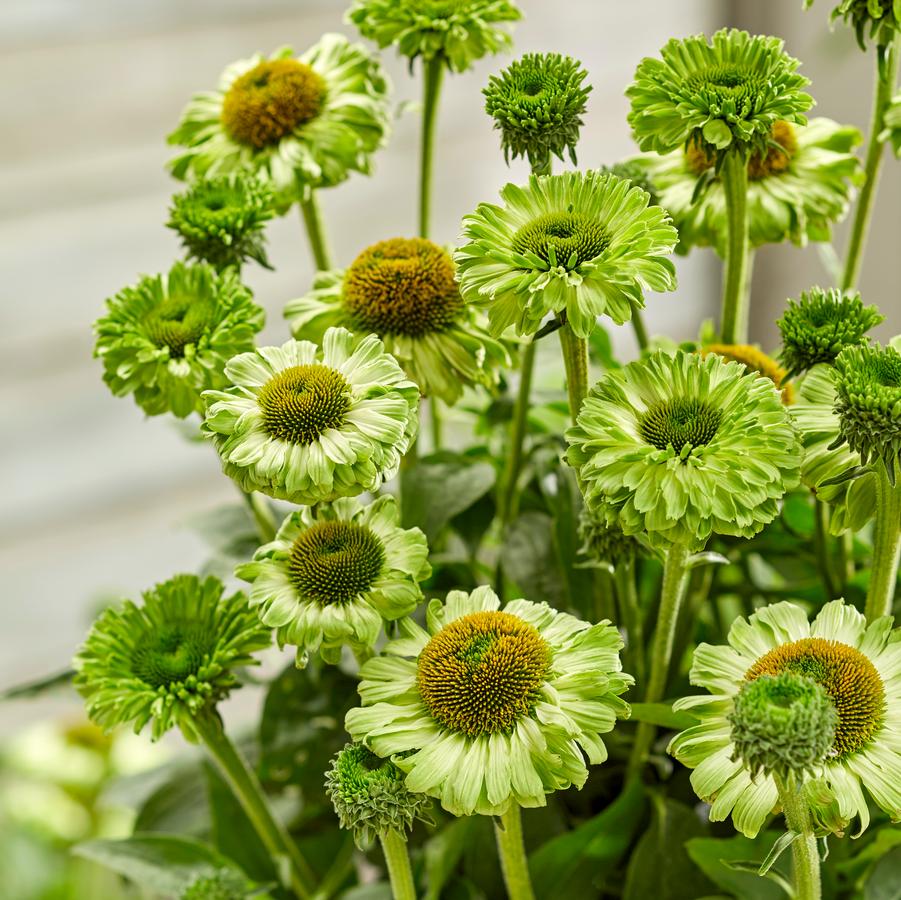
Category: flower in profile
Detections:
[
  {"x1": 638, "y1": 119, "x2": 862, "y2": 255},
  {"x1": 669, "y1": 600, "x2": 901, "y2": 837},
  {"x1": 346, "y1": 586, "x2": 631, "y2": 816},
  {"x1": 168, "y1": 172, "x2": 275, "y2": 272},
  {"x1": 566, "y1": 350, "x2": 801, "y2": 550},
  {"x1": 483, "y1": 53, "x2": 591, "y2": 168},
  {"x1": 202, "y1": 328, "x2": 419, "y2": 504},
  {"x1": 326, "y1": 742, "x2": 433, "y2": 848},
  {"x1": 627, "y1": 29, "x2": 812, "y2": 159},
  {"x1": 236, "y1": 495, "x2": 431, "y2": 665},
  {"x1": 74, "y1": 574, "x2": 270, "y2": 742},
  {"x1": 94, "y1": 262, "x2": 264, "y2": 418},
  {"x1": 347, "y1": 0, "x2": 521, "y2": 73},
  {"x1": 284, "y1": 237, "x2": 509, "y2": 404},
  {"x1": 168, "y1": 36, "x2": 390, "y2": 205},
  {"x1": 778, "y1": 287, "x2": 884, "y2": 377},
  {"x1": 805, "y1": 0, "x2": 901, "y2": 49},
  {"x1": 577, "y1": 508, "x2": 640, "y2": 571},
  {"x1": 456, "y1": 171, "x2": 677, "y2": 338},
  {"x1": 700, "y1": 343, "x2": 794, "y2": 404}
]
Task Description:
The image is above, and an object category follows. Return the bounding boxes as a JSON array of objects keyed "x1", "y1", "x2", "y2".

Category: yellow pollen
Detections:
[
  {"x1": 684, "y1": 121, "x2": 798, "y2": 180},
  {"x1": 701, "y1": 343, "x2": 794, "y2": 404}
]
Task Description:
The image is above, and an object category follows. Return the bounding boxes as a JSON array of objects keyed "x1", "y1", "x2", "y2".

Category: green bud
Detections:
[
  {"x1": 180, "y1": 870, "x2": 251, "y2": 900},
  {"x1": 577, "y1": 508, "x2": 640, "y2": 570}
]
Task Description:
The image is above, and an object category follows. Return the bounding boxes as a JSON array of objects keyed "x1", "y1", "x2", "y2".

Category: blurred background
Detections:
[{"x1": 1, "y1": 0, "x2": 899, "y2": 891}]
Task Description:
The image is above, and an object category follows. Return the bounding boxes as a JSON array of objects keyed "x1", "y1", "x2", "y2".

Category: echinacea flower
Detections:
[
  {"x1": 347, "y1": 0, "x2": 521, "y2": 73},
  {"x1": 627, "y1": 29, "x2": 812, "y2": 159},
  {"x1": 202, "y1": 328, "x2": 419, "y2": 504},
  {"x1": 284, "y1": 237, "x2": 509, "y2": 404},
  {"x1": 804, "y1": 0, "x2": 901, "y2": 49},
  {"x1": 638, "y1": 118, "x2": 862, "y2": 255},
  {"x1": 94, "y1": 262, "x2": 264, "y2": 418},
  {"x1": 346, "y1": 586, "x2": 631, "y2": 816},
  {"x1": 73, "y1": 574, "x2": 270, "y2": 741},
  {"x1": 670, "y1": 600, "x2": 901, "y2": 837},
  {"x1": 236, "y1": 495, "x2": 430, "y2": 665},
  {"x1": 566, "y1": 350, "x2": 801, "y2": 550},
  {"x1": 700, "y1": 343, "x2": 794, "y2": 404},
  {"x1": 168, "y1": 36, "x2": 390, "y2": 205},
  {"x1": 167, "y1": 172, "x2": 275, "y2": 272},
  {"x1": 326, "y1": 742, "x2": 433, "y2": 848},
  {"x1": 455, "y1": 171, "x2": 677, "y2": 338}
]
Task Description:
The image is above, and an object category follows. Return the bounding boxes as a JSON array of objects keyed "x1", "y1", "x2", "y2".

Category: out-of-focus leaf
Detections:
[
  {"x1": 451, "y1": 492, "x2": 497, "y2": 559},
  {"x1": 1, "y1": 668, "x2": 73, "y2": 700},
  {"x1": 501, "y1": 512, "x2": 565, "y2": 607},
  {"x1": 588, "y1": 324, "x2": 621, "y2": 369},
  {"x1": 686, "y1": 832, "x2": 789, "y2": 900},
  {"x1": 629, "y1": 702, "x2": 698, "y2": 730},
  {"x1": 424, "y1": 817, "x2": 479, "y2": 900},
  {"x1": 865, "y1": 845, "x2": 901, "y2": 900},
  {"x1": 782, "y1": 492, "x2": 815, "y2": 538},
  {"x1": 130, "y1": 759, "x2": 210, "y2": 836}
]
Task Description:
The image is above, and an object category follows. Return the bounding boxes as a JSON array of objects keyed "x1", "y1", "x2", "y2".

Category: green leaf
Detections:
[
  {"x1": 702, "y1": 120, "x2": 733, "y2": 149},
  {"x1": 424, "y1": 816, "x2": 479, "y2": 900},
  {"x1": 865, "y1": 845, "x2": 901, "y2": 900},
  {"x1": 500, "y1": 512, "x2": 566, "y2": 607},
  {"x1": 128, "y1": 759, "x2": 210, "y2": 836},
  {"x1": 686, "y1": 832, "x2": 790, "y2": 900},
  {"x1": 1, "y1": 668, "x2": 73, "y2": 700},
  {"x1": 629, "y1": 702, "x2": 699, "y2": 730},
  {"x1": 588, "y1": 325, "x2": 621, "y2": 369}
]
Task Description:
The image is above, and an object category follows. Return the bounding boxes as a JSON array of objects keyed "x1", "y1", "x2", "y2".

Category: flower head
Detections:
[
  {"x1": 778, "y1": 287, "x2": 884, "y2": 378},
  {"x1": 566, "y1": 350, "x2": 801, "y2": 550},
  {"x1": 202, "y1": 328, "x2": 419, "y2": 504},
  {"x1": 347, "y1": 0, "x2": 521, "y2": 73},
  {"x1": 94, "y1": 262, "x2": 264, "y2": 418},
  {"x1": 168, "y1": 173, "x2": 275, "y2": 272},
  {"x1": 346, "y1": 586, "x2": 631, "y2": 816},
  {"x1": 627, "y1": 29, "x2": 812, "y2": 160},
  {"x1": 805, "y1": 0, "x2": 901, "y2": 49},
  {"x1": 326, "y1": 742, "x2": 433, "y2": 847},
  {"x1": 578, "y1": 508, "x2": 640, "y2": 571},
  {"x1": 669, "y1": 600, "x2": 900, "y2": 837},
  {"x1": 640, "y1": 118, "x2": 862, "y2": 255},
  {"x1": 236, "y1": 495, "x2": 430, "y2": 665},
  {"x1": 456, "y1": 171, "x2": 677, "y2": 338},
  {"x1": 483, "y1": 53, "x2": 591, "y2": 168},
  {"x1": 285, "y1": 238, "x2": 509, "y2": 404},
  {"x1": 168, "y1": 36, "x2": 390, "y2": 205},
  {"x1": 74, "y1": 575, "x2": 270, "y2": 741},
  {"x1": 700, "y1": 343, "x2": 793, "y2": 404}
]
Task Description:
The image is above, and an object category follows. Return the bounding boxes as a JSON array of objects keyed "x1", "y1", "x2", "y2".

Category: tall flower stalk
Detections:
[
  {"x1": 419, "y1": 55, "x2": 445, "y2": 238},
  {"x1": 719, "y1": 149, "x2": 751, "y2": 344},
  {"x1": 494, "y1": 805, "x2": 535, "y2": 900}
]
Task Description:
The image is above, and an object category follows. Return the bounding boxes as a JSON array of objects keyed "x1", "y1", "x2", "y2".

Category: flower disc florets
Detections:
[
  {"x1": 347, "y1": 0, "x2": 521, "y2": 73},
  {"x1": 567, "y1": 350, "x2": 801, "y2": 550},
  {"x1": 326, "y1": 742, "x2": 433, "y2": 847},
  {"x1": 778, "y1": 288, "x2": 884, "y2": 377},
  {"x1": 729, "y1": 672, "x2": 838, "y2": 780},
  {"x1": 94, "y1": 262, "x2": 264, "y2": 418},
  {"x1": 346, "y1": 586, "x2": 631, "y2": 816},
  {"x1": 73, "y1": 575, "x2": 270, "y2": 741},
  {"x1": 484, "y1": 53, "x2": 591, "y2": 168},
  {"x1": 456, "y1": 170, "x2": 677, "y2": 338},
  {"x1": 168, "y1": 173, "x2": 275, "y2": 272},
  {"x1": 700, "y1": 343, "x2": 793, "y2": 403},
  {"x1": 805, "y1": 0, "x2": 901, "y2": 49},
  {"x1": 627, "y1": 29, "x2": 812, "y2": 160}
]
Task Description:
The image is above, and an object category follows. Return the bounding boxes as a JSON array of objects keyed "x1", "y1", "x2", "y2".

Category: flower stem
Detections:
[
  {"x1": 614, "y1": 558, "x2": 646, "y2": 688},
  {"x1": 865, "y1": 465, "x2": 901, "y2": 620},
  {"x1": 241, "y1": 489, "x2": 278, "y2": 544},
  {"x1": 299, "y1": 192, "x2": 333, "y2": 271},
  {"x1": 379, "y1": 829, "x2": 416, "y2": 900},
  {"x1": 419, "y1": 55, "x2": 445, "y2": 239},
  {"x1": 498, "y1": 340, "x2": 536, "y2": 527},
  {"x1": 813, "y1": 498, "x2": 840, "y2": 599},
  {"x1": 719, "y1": 149, "x2": 751, "y2": 344},
  {"x1": 627, "y1": 541, "x2": 690, "y2": 777},
  {"x1": 558, "y1": 323, "x2": 589, "y2": 424},
  {"x1": 193, "y1": 714, "x2": 316, "y2": 900},
  {"x1": 775, "y1": 774, "x2": 822, "y2": 900},
  {"x1": 630, "y1": 306, "x2": 650, "y2": 352},
  {"x1": 430, "y1": 396, "x2": 443, "y2": 451},
  {"x1": 494, "y1": 805, "x2": 535, "y2": 900},
  {"x1": 842, "y1": 35, "x2": 901, "y2": 291}
]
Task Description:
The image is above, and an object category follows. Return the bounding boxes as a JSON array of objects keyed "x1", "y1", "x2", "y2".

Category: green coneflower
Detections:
[
  {"x1": 168, "y1": 36, "x2": 390, "y2": 205},
  {"x1": 805, "y1": 0, "x2": 901, "y2": 49},
  {"x1": 202, "y1": 327, "x2": 420, "y2": 505},
  {"x1": 167, "y1": 172, "x2": 275, "y2": 272},
  {"x1": 236, "y1": 495, "x2": 431, "y2": 665},
  {"x1": 599, "y1": 160, "x2": 660, "y2": 207},
  {"x1": 577, "y1": 508, "x2": 641, "y2": 570},
  {"x1": 483, "y1": 52, "x2": 591, "y2": 170},
  {"x1": 700, "y1": 343, "x2": 794, "y2": 404},
  {"x1": 284, "y1": 237, "x2": 509, "y2": 404},
  {"x1": 73, "y1": 575, "x2": 270, "y2": 742},
  {"x1": 456, "y1": 171, "x2": 677, "y2": 338},
  {"x1": 94, "y1": 262, "x2": 264, "y2": 418},
  {"x1": 346, "y1": 0, "x2": 521, "y2": 73}
]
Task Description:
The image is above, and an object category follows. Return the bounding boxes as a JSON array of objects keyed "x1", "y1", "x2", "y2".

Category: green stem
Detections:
[
  {"x1": 418, "y1": 55, "x2": 445, "y2": 239},
  {"x1": 719, "y1": 150, "x2": 751, "y2": 344},
  {"x1": 842, "y1": 35, "x2": 901, "y2": 291},
  {"x1": 193, "y1": 714, "x2": 316, "y2": 900},
  {"x1": 378, "y1": 830, "x2": 416, "y2": 900},
  {"x1": 558, "y1": 323, "x2": 589, "y2": 424},
  {"x1": 299, "y1": 192, "x2": 333, "y2": 271},
  {"x1": 613, "y1": 557, "x2": 646, "y2": 688},
  {"x1": 241, "y1": 489, "x2": 278, "y2": 544},
  {"x1": 630, "y1": 306, "x2": 650, "y2": 352},
  {"x1": 627, "y1": 542, "x2": 691, "y2": 778},
  {"x1": 494, "y1": 805, "x2": 535, "y2": 900},
  {"x1": 865, "y1": 465, "x2": 901, "y2": 620},
  {"x1": 775, "y1": 774, "x2": 822, "y2": 900},
  {"x1": 430, "y1": 396, "x2": 443, "y2": 451},
  {"x1": 498, "y1": 339, "x2": 536, "y2": 527},
  {"x1": 813, "y1": 499, "x2": 840, "y2": 599}
]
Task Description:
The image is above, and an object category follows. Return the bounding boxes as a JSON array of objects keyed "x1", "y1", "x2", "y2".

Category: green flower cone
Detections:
[{"x1": 805, "y1": 0, "x2": 901, "y2": 49}]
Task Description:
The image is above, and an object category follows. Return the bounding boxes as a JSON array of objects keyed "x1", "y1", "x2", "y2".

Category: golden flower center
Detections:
[
  {"x1": 416, "y1": 611, "x2": 551, "y2": 737},
  {"x1": 343, "y1": 238, "x2": 463, "y2": 338},
  {"x1": 746, "y1": 637, "x2": 885, "y2": 758},
  {"x1": 701, "y1": 343, "x2": 794, "y2": 404},
  {"x1": 144, "y1": 293, "x2": 216, "y2": 358},
  {"x1": 685, "y1": 120, "x2": 798, "y2": 180},
  {"x1": 222, "y1": 59, "x2": 325, "y2": 149},
  {"x1": 258, "y1": 363, "x2": 351, "y2": 444}
]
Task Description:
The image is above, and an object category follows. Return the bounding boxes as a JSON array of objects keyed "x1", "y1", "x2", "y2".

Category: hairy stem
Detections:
[
  {"x1": 430, "y1": 396, "x2": 443, "y2": 451},
  {"x1": 813, "y1": 499, "x2": 840, "y2": 599},
  {"x1": 419, "y1": 55, "x2": 446, "y2": 239},
  {"x1": 498, "y1": 340, "x2": 536, "y2": 527},
  {"x1": 494, "y1": 805, "x2": 536, "y2": 900},
  {"x1": 775, "y1": 774, "x2": 822, "y2": 900},
  {"x1": 719, "y1": 150, "x2": 751, "y2": 344},
  {"x1": 614, "y1": 557, "x2": 646, "y2": 688},
  {"x1": 299, "y1": 192, "x2": 333, "y2": 271},
  {"x1": 241, "y1": 489, "x2": 278, "y2": 544},
  {"x1": 379, "y1": 829, "x2": 417, "y2": 900},
  {"x1": 865, "y1": 465, "x2": 901, "y2": 621},
  {"x1": 630, "y1": 306, "x2": 650, "y2": 352},
  {"x1": 558, "y1": 323, "x2": 589, "y2": 424}
]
